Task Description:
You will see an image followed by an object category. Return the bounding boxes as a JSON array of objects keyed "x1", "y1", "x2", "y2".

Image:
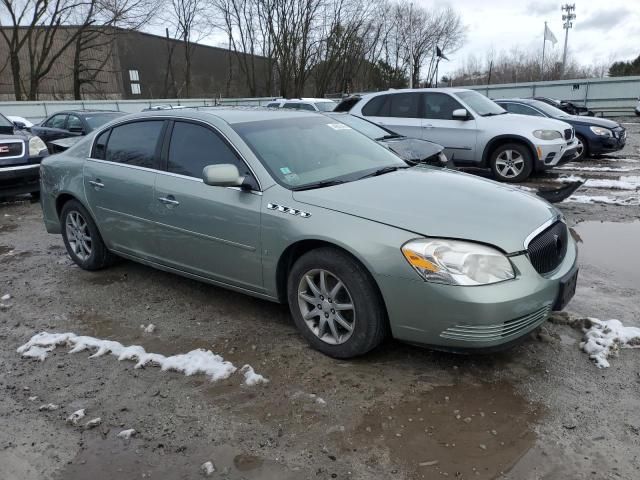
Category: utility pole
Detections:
[{"x1": 561, "y1": 4, "x2": 576, "y2": 77}]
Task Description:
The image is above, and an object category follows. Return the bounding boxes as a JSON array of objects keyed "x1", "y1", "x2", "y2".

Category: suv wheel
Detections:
[
  {"x1": 574, "y1": 134, "x2": 588, "y2": 161},
  {"x1": 490, "y1": 143, "x2": 533, "y2": 183},
  {"x1": 61, "y1": 200, "x2": 115, "y2": 270},
  {"x1": 287, "y1": 247, "x2": 387, "y2": 358}
]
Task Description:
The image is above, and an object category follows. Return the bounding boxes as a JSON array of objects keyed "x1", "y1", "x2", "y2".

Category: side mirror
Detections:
[
  {"x1": 202, "y1": 164, "x2": 244, "y2": 187},
  {"x1": 13, "y1": 121, "x2": 26, "y2": 130},
  {"x1": 452, "y1": 109, "x2": 470, "y2": 120}
]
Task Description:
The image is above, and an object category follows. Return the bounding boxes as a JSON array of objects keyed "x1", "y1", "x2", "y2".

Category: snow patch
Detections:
[
  {"x1": 555, "y1": 165, "x2": 638, "y2": 172},
  {"x1": 563, "y1": 194, "x2": 640, "y2": 206},
  {"x1": 67, "y1": 409, "x2": 86, "y2": 425},
  {"x1": 1, "y1": 294, "x2": 11, "y2": 301},
  {"x1": 201, "y1": 461, "x2": 216, "y2": 476},
  {"x1": 558, "y1": 175, "x2": 640, "y2": 190},
  {"x1": 39, "y1": 403, "x2": 59, "y2": 411},
  {"x1": 85, "y1": 417, "x2": 102, "y2": 429},
  {"x1": 17, "y1": 331, "x2": 266, "y2": 385},
  {"x1": 581, "y1": 318, "x2": 640, "y2": 368},
  {"x1": 140, "y1": 323, "x2": 156, "y2": 333},
  {"x1": 241, "y1": 364, "x2": 269, "y2": 386},
  {"x1": 117, "y1": 428, "x2": 136, "y2": 440}
]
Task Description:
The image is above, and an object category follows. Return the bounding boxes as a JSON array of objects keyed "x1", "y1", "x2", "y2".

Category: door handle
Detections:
[
  {"x1": 89, "y1": 179, "x2": 104, "y2": 189},
  {"x1": 158, "y1": 195, "x2": 180, "y2": 206}
]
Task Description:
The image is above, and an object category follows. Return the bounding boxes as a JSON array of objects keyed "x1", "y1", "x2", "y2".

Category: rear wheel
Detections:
[
  {"x1": 60, "y1": 200, "x2": 115, "y2": 270},
  {"x1": 490, "y1": 143, "x2": 533, "y2": 183},
  {"x1": 287, "y1": 247, "x2": 387, "y2": 358},
  {"x1": 574, "y1": 134, "x2": 588, "y2": 161}
]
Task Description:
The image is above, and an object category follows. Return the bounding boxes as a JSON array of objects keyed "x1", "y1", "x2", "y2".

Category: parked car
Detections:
[
  {"x1": 635, "y1": 98, "x2": 640, "y2": 116},
  {"x1": 31, "y1": 110, "x2": 123, "y2": 151},
  {"x1": 0, "y1": 112, "x2": 49, "y2": 198},
  {"x1": 40, "y1": 109, "x2": 577, "y2": 358},
  {"x1": 336, "y1": 88, "x2": 577, "y2": 182},
  {"x1": 323, "y1": 112, "x2": 451, "y2": 167},
  {"x1": 532, "y1": 96, "x2": 594, "y2": 116},
  {"x1": 7, "y1": 115, "x2": 34, "y2": 129},
  {"x1": 495, "y1": 98, "x2": 626, "y2": 161},
  {"x1": 266, "y1": 98, "x2": 336, "y2": 112}
]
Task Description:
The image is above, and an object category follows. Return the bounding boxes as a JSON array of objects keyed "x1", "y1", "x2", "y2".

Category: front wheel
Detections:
[
  {"x1": 574, "y1": 135, "x2": 588, "y2": 161},
  {"x1": 287, "y1": 248, "x2": 387, "y2": 358},
  {"x1": 490, "y1": 143, "x2": 533, "y2": 183}
]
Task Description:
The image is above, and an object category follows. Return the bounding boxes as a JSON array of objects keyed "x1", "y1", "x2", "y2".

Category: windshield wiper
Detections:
[
  {"x1": 481, "y1": 112, "x2": 508, "y2": 117},
  {"x1": 375, "y1": 134, "x2": 404, "y2": 141},
  {"x1": 357, "y1": 165, "x2": 408, "y2": 180},
  {"x1": 291, "y1": 179, "x2": 347, "y2": 191}
]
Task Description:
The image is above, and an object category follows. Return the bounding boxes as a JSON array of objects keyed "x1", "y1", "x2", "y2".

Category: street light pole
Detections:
[{"x1": 561, "y1": 3, "x2": 576, "y2": 77}]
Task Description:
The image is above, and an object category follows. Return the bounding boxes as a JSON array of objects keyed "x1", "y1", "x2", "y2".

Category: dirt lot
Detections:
[{"x1": 1, "y1": 118, "x2": 639, "y2": 480}]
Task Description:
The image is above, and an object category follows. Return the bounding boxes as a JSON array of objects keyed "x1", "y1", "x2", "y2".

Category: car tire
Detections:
[
  {"x1": 574, "y1": 134, "x2": 589, "y2": 161},
  {"x1": 287, "y1": 247, "x2": 388, "y2": 359},
  {"x1": 490, "y1": 143, "x2": 533, "y2": 183},
  {"x1": 60, "y1": 200, "x2": 115, "y2": 270}
]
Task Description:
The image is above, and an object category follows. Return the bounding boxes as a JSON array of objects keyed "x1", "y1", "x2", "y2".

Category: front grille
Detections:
[
  {"x1": 440, "y1": 305, "x2": 551, "y2": 342},
  {"x1": 564, "y1": 128, "x2": 573, "y2": 140},
  {"x1": 0, "y1": 140, "x2": 24, "y2": 158},
  {"x1": 527, "y1": 221, "x2": 568, "y2": 274}
]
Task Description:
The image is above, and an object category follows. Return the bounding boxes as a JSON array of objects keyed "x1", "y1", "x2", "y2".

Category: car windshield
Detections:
[
  {"x1": 84, "y1": 113, "x2": 122, "y2": 130},
  {"x1": 455, "y1": 91, "x2": 506, "y2": 116},
  {"x1": 528, "y1": 100, "x2": 570, "y2": 118},
  {"x1": 325, "y1": 113, "x2": 395, "y2": 140},
  {"x1": 314, "y1": 102, "x2": 336, "y2": 112},
  {"x1": 232, "y1": 116, "x2": 406, "y2": 190},
  {"x1": 0, "y1": 113, "x2": 14, "y2": 128}
]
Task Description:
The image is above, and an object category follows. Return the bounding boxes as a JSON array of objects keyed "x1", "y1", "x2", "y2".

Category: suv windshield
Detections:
[
  {"x1": 232, "y1": 116, "x2": 406, "y2": 190},
  {"x1": 324, "y1": 113, "x2": 395, "y2": 140},
  {"x1": 455, "y1": 91, "x2": 506, "y2": 116},
  {"x1": 314, "y1": 102, "x2": 336, "y2": 112},
  {"x1": 84, "y1": 113, "x2": 122, "y2": 130},
  {"x1": 528, "y1": 100, "x2": 570, "y2": 118}
]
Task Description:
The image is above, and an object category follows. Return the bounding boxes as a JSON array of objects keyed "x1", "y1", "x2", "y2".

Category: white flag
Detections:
[{"x1": 544, "y1": 24, "x2": 558, "y2": 45}]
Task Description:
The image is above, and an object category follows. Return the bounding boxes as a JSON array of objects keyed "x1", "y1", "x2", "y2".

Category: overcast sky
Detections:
[{"x1": 433, "y1": 0, "x2": 640, "y2": 77}]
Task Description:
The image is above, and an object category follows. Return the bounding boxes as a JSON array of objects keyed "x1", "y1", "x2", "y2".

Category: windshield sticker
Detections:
[
  {"x1": 280, "y1": 167, "x2": 292, "y2": 174},
  {"x1": 327, "y1": 123, "x2": 352, "y2": 131}
]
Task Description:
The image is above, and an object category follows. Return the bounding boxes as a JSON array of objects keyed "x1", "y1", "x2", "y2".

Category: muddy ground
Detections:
[{"x1": 1, "y1": 118, "x2": 639, "y2": 480}]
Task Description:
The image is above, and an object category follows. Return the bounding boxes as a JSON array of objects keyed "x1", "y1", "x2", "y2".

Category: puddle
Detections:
[
  {"x1": 0, "y1": 223, "x2": 17, "y2": 233},
  {"x1": 345, "y1": 381, "x2": 540, "y2": 479},
  {"x1": 573, "y1": 221, "x2": 640, "y2": 289},
  {"x1": 55, "y1": 437, "x2": 296, "y2": 479}
]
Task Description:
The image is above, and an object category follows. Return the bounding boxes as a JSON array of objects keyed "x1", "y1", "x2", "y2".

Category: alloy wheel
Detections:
[
  {"x1": 297, "y1": 269, "x2": 355, "y2": 345},
  {"x1": 495, "y1": 149, "x2": 524, "y2": 179},
  {"x1": 65, "y1": 211, "x2": 92, "y2": 261},
  {"x1": 575, "y1": 138, "x2": 584, "y2": 159}
]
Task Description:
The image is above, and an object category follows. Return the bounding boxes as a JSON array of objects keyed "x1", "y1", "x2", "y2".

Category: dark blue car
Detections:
[{"x1": 495, "y1": 98, "x2": 626, "y2": 161}]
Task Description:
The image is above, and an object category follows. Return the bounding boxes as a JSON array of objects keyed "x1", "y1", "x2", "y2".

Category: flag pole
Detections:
[{"x1": 541, "y1": 21, "x2": 547, "y2": 81}]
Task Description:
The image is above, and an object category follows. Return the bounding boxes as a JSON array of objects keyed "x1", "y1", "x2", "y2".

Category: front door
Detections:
[
  {"x1": 153, "y1": 120, "x2": 263, "y2": 292},
  {"x1": 84, "y1": 119, "x2": 166, "y2": 260},
  {"x1": 421, "y1": 92, "x2": 478, "y2": 162}
]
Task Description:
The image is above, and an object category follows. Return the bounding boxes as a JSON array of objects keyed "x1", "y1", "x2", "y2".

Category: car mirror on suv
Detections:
[
  {"x1": 202, "y1": 164, "x2": 245, "y2": 188},
  {"x1": 452, "y1": 109, "x2": 470, "y2": 120},
  {"x1": 13, "y1": 121, "x2": 27, "y2": 130}
]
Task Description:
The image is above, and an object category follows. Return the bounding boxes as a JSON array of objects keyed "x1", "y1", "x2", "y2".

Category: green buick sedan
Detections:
[{"x1": 40, "y1": 109, "x2": 578, "y2": 358}]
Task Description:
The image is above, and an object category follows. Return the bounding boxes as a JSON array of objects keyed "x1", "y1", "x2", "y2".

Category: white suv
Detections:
[
  {"x1": 266, "y1": 98, "x2": 336, "y2": 112},
  {"x1": 340, "y1": 88, "x2": 577, "y2": 182}
]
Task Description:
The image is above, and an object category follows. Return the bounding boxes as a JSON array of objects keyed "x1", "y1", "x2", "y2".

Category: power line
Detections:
[{"x1": 561, "y1": 3, "x2": 576, "y2": 77}]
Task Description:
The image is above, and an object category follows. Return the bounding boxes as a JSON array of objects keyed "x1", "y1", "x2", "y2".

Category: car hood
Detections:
[
  {"x1": 559, "y1": 115, "x2": 620, "y2": 129},
  {"x1": 484, "y1": 113, "x2": 571, "y2": 131},
  {"x1": 381, "y1": 137, "x2": 443, "y2": 161},
  {"x1": 292, "y1": 168, "x2": 557, "y2": 253}
]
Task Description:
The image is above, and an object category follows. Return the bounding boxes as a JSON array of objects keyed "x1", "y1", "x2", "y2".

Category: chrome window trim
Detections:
[
  {"x1": 85, "y1": 157, "x2": 159, "y2": 174},
  {"x1": 0, "y1": 139, "x2": 26, "y2": 160},
  {"x1": 523, "y1": 215, "x2": 563, "y2": 250},
  {"x1": 88, "y1": 115, "x2": 263, "y2": 192},
  {"x1": 0, "y1": 163, "x2": 39, "y2": 172}
]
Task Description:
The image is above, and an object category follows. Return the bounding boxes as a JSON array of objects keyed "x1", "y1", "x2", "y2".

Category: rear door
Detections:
[
  {"x1": 359, "y1": 93, "x2": 424, "y2": 139},
  {"x1": 32, "y1": 114, "x2": 69, "y2": 146},
  {"x1": 421, "y1": 92, "x2": 477, "y2": 162},
  {"x1": 153, "y1": 120, "x2": 263, "y2": 291},
  {"x1": 84, "y1": 120, "x2": 166, "y2": 261}
]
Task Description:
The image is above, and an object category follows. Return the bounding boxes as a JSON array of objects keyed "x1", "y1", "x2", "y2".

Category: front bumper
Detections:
[
  {"x1": 588, "y1": 134, "x2": 626, "y2": 155},
  {"x1": 0, "y1": 162, "x2": 42, "y2": 196},
  {"x1": 378, "y1": 234, "x2": 577, "y2": 350},
  {"x1": 535, "y1": 140, "x2": 576, "y2": 170}
]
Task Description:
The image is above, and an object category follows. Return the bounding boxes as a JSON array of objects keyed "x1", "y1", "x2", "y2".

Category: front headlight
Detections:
[
  {"x1": 401, "y1": 238, "x2": 515, "y2": 286},
  {"x1": 28, "y1": 136, "x2": 48, "y2": 156},
  {"x1": 533, "y1": 129, "x2": 562, "y2": 140},
  {"x1": 589, "y1": 126, "x2": 612, "y2": 136}
]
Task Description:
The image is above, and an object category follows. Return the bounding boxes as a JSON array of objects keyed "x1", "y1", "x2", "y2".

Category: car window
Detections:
[
  {"x1": 67, "y1": 115, "x2": 83, "y2": 130},
  {"x1": 502, "y1": 103, "x2": 545, "y2": 117},
  {"x1": 422, "y1": 93, "x2": 464, "y2": 120},
  {"x1": 454, "y1": 91, "x2": 505, "y2": 116},
  {"x1": 84, "y1": 113, "x2": 122, "y2": 130},
  {"x1": 282, "y1": 103, "x2": 300, "y2": 110},
  {"x1": 298, "y1": 103, "x2": 316, "y2": 111},
  {"x1": 45, "y1": 114, "x2": 68, "y2": 129},
  {"x1": 361, "y1": 95, "x2": 389, "y2": 116},
  {"x1": 388, "y1": 93, "x2": 420, "y2": 118},
  {"x1": 93, "y1": 129, "x2": 110, "y2": 159},
  {"x1": 266, "y1": 103, "x2": 281, "y2": 108},
  {"x1": 105, "y1": 121, "x2": 163, "y2": 168},
  {"x1": 314, "y1": 102, "x2": 335, "y2": 112},
  {"x1": 0, "y1": 113, "x2": 13, "y2": 128},
  {"x1": 168, "y1": 121, "x2": 251, "y2": 182}
]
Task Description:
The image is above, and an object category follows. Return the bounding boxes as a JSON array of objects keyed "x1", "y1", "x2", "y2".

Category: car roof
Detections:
[
  {"x1": 53, "y1": 110, "x2": 122, "y2": 116},
  {"x1": 495, "y1": 98, "x2": 537, "y2": 104},
  {"x1": 274, "y1": 98, "x2": 334, "y2": 103},
  {"x1": 124, "y1": 106, "x2": 321, "y2": 125},
  {"x1": 362, "y1": 87, "x2": 473, "y2": 97}
]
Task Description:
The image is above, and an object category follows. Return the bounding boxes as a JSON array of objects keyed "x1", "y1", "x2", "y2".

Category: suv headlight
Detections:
[
  {"x1": 28, "y1": 136, "x2": 48, "y2": 156},
  {"x1": 401, "y1": 238, "x2": 515, "y2": 286},
  {"x1": 533, "y1": 129, "x2": 562, "y2": 140},
  {"x1": 589, "y1": 126, "x2": 612, "y2": 136}
]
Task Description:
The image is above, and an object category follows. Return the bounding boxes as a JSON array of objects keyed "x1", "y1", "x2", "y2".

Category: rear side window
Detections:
[
  {"x1": 298, "y1": 103, "x2": 315, "y2": 111},
  {"x1": 105, "y1": 121, "x2": 163, "y2": 168},
  {"x1": 266, "y1": 103, "x2": 281, "y2": 108},
  {"x1": 388, "y1": 93, "x2": 420, "y2": 118},
  {"x1": 67, "y1": 115, "x2": 83, "y2": 131},
  {"x1": 282, "y1": 103, "x2": 300, "y2": 110},
  {"x1": 361, "y1": 95, "x2": 388, "y2": 116},
  {"x1": 167, "y1": 121, "x2": 247, "y2": 179},
  {"x1": 422, "y1": 93, "x2": 463, "y2": 120},
  {"x1": 93, "y1": 130, "x2": 110, "y2": 159},
  {"x1": 45, "y1": 114, "x2": 67, "y2": 129}
]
